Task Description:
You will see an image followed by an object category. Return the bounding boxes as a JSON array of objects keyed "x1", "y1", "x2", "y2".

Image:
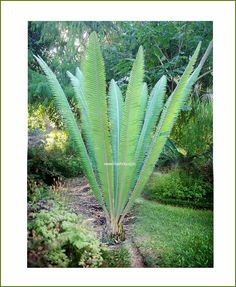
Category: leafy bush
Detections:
[
  {"x1": 27, "y1": 175, "x2": 50, "y2": 203},
  {"x1": 28, "y1": 104, "x2": 47, "y2": 131},
  {"x1": 28, "y1": 208, "x2": 103, "y2": 267},
  {"x1": 28, "y1": 124, "x2": 83, "y2": 205},
  {"x1": 28, "y1": 68, "x2": 53, "y2": 104},
  {"x1": 46, "y1": 99, "x2": 80, "y2": 129},
  {"x1": 45, "y1": 129, "x2": 68, "y2": 151},
  {"x1": 171, "y1": 98, "x2": 213, "y2": 158},
  {"x1": 144, "y1": 169, "x2": 213, "y2": 209},
  {"x1": 28, "y1": 144, "x2": 83, "y2": 185},
  {"x1": 28, "y1": 207, "x2": 132, "y2": 268},
  {"x1": 28, "y1": 104, "x2": 83, "y2": 185},
  {"x1": 28, "y1": 103, "x2": 75, "y2": 133},
  {"x1": 101, "y1": 247, "x2": 131, "y2": 267},
  {"x1": 158, "y1": 98, "x2": 213, "y2": 174}
]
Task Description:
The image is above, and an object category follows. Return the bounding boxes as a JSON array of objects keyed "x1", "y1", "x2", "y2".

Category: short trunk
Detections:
[{"x1": 106, "y1": 217, "x2": 125, "y2": 242}]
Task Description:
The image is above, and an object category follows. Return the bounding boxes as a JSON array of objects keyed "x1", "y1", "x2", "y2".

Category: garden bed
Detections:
[{"x1": 29, "y1": 176, "x2": 213, "y2": 268}]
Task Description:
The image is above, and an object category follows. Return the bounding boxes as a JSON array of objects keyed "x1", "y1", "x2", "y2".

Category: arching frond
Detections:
[
  {"x1": 120, "y1": 42, "x2": 202, "y2": 220},
  {"x1": 108, "y1": 79, "x2": 124, "y2": 210},
  {"x1": 133, "y1": 75, "x2": 167, "y2": 183},
  {"x1": 139, "y1": 82, "x2": 148, "y2": 129},
  {"x1": 116, "y1": 46, "x2": 144, "y2": 217},
  {"x1": 67, "y1": 71, "x2": 97, "y2": 172},
  {"x1": 34, "y1": 55, "x2": 106, "y2": 212},
  {"x1": 82, "y1": 32, "x2": 114, "y2": 213}
]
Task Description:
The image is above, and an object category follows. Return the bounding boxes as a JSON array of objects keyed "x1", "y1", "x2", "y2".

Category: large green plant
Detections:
[{"x1": 35, "y1": 32, "x2": 212, "y2": 238}]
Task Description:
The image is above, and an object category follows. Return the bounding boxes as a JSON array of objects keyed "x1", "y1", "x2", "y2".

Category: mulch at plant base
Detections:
[
  {"x1": 62, "y1": 177, "x2": 136, "y2": 241},
  {"x1": 63, "y1": 177, "x2": 145, "y2": 267}
]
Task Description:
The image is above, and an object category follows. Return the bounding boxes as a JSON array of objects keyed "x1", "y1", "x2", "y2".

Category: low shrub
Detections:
[
  {"x1": 28, "y1": 207, "x2": 132, "y2": 268},
  {"x1": 28, "y1": 104, "x2": 83, "y2": 185},
  {"x1": 28, "y1": 102, "x2": 80, "y2": 132},
  {"x1": 144, "y1": 169, "x2": 213, "y2": 209},
  {"x1": 28, "y1": 104, "x2": 47, "y2": 131},
  {"x1": 101, "y1": 247, "x2": 131, "y2": 267},
  {"x1": 28, "y1": 104, "x2": 63, "y2": 131},
  {"x1": 27, "y1": 175, "x2": 50, "y2": 203},
  {"x1": 28, "y1": 208, "x2": 103, "y2": 267},
  {"x1": 28, "y1": 146, "x2": 83, "y2": 185},
  {"x1": 171, "y1": 99, "x2": 213, "y2": 158}
]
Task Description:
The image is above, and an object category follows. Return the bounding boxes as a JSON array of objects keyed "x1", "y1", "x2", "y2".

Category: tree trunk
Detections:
[{"x1": 106, "y1": 217, "x2": 125, "y2": 242}]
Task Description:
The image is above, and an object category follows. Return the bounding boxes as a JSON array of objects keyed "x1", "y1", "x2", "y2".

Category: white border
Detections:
[{"x1": 1, "y1": 1, "x2": 235, "y2": 286}]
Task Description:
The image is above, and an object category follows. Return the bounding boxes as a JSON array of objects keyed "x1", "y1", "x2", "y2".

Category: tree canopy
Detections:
[{"x1": 28, "y1": 21, "x2": 213, "y2": 104}]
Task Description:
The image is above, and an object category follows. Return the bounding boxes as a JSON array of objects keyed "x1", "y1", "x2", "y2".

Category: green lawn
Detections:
[{"x1": 132, "y1": 199, "x2": 213, "y2": 267}]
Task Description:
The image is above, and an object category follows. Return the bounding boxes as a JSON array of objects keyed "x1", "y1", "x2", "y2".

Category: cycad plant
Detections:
[{"x1": 35, "y1": 32, "x2": 212, "y2": 238}]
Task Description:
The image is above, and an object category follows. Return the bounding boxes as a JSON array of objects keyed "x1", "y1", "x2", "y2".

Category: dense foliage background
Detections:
[
  {"x1": 28, "y1": 21, "x2": 213, "y2": 268},
  {"x1": 29, "y1": 21, "x2": 212, "y2": 102}
]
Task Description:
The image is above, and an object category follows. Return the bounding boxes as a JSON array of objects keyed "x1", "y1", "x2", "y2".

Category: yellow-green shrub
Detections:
[{"x1": 144, "y1": 169, "x2": 213, "y2": 209}]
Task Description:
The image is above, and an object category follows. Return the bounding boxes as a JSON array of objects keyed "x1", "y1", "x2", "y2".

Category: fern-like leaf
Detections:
[
  {"x1": 34, "y1": 55, "x2": 106, "y2": 212},
  {"x1": 116, "y1": 46, "x2": 144, "y2": 217},
  {"x1": 67, "y1": 70, "x2": 98, "y2": 172},
  {"x1": 120, "y1": 42, "x2": 202, "y2": 220},
  {"x1": 108, "y1": 79, "x2": 124, "y2": 210},
  {"x1": 133, "y1": 75, "x2": 167, "y2": 179},
  {"x1": 82, "y1": 32, "x2": 114, "y2": 213},
  {"x1": 139, "y1": 82, "x2": 148, "y2": 129}
]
